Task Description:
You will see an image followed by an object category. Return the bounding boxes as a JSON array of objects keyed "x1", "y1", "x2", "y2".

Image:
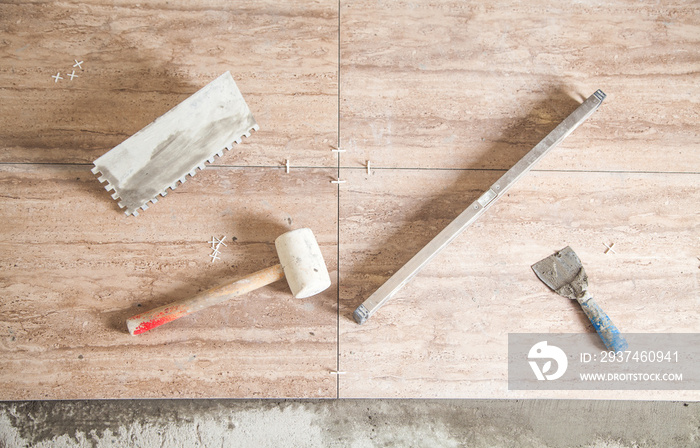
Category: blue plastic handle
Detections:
[{"x1": 579, "y1": 297, "x2": 628, "y2": 352}]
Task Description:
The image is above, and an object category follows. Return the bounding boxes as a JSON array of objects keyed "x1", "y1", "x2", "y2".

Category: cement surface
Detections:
[{"x1": 0, "y1": 400, "x2": 698, "y2": 447}]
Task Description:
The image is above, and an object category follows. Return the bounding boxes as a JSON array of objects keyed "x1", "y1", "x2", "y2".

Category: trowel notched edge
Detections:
[{"x1": 92, "y1": 71, "x2": 258, "y2": 216}]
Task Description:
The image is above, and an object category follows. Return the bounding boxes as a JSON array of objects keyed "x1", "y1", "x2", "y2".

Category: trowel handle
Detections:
[{"x1": 578, "y1": 296, "x2": 629, "y2": 352}]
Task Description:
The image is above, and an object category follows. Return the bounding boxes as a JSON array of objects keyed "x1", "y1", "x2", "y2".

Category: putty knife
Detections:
[{"x1": 532, "y1": 246, "x2": 628, "y2": 352}]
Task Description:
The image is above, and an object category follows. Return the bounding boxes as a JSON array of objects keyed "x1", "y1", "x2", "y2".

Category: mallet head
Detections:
[{"x1": 275, "y1": 228, "x2": 331, "y2": 298}]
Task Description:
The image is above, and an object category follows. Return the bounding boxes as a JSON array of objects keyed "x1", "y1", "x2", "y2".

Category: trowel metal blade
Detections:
[
  {"x1": 92, "y1": 71, "x2": 258, "y2": 216},
  {"x1": 531, "y1": 246, "x2": 588, "y2": 300}
]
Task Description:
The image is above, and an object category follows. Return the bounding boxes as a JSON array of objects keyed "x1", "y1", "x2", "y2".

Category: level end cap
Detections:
[{"x1": 353, "y1": 305, "x2": 370, "y2": 325}]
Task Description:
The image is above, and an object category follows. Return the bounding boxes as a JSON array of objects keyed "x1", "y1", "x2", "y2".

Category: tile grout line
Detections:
[
  {"x1": 336, "y1": 0, "x2": 341, "y2": 400},
  {"x1": 3, "y1": 162, "x2": 698, "y2": 176}
]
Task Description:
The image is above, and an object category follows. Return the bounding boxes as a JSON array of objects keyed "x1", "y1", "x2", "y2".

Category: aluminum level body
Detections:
[{"x1": 354, "y1": 90, "x2": 607, "y2": 325}]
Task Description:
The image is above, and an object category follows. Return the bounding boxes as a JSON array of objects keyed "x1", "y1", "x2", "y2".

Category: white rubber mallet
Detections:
[{"x1": 126, "y1": 228, "x2": 331, "y2": 335}]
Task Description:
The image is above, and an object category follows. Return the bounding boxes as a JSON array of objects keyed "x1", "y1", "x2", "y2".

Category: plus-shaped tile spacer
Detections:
[
  {"x1": 209, "y1": 236, "x2": 227, "y2": 249},
  {"x1": 603, "y1": 242, "x2": 617, "y2": 255},
  {"x1": 51, "y1": 72, "x2": 63, "y2": 82},
  {"x1": 209, "y1": 236, "x2": 227, "y2": 262}
]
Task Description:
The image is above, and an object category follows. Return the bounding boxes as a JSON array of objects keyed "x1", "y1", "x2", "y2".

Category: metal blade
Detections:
[
  {"x1": 92, "y1": 71, "x2": 258, "y2": 216},
  {"x1": 531, "y1": 246, "x2": 588, "y2": 300}
]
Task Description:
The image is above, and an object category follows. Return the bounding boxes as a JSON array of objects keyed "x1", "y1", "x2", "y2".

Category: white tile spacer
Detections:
[
  {"x1": 209, "y1": 236, "x2": 227, "y2": 250},
  {"x1": 209, "y1": 236, "x2": 227, "y2": 262},
  {"x1": 73, "y1": 59, "x2": 83, "y2": 69},
  {"x1": 51, "y1": 72, "x2": 63, "y2": 82},
  {"x1": 331, "y1": 148, "x2": 346, "y2": 153},
  {"x1": 329, "y1": 371, "x2": 346, "y2": 375},
  {"x1": 603, "y1": 242, "x2": 617, "y2": 255},
  {"x1": 366, "y1": 160, "x2": 371, "y2": 175},
  {"x1": 331, "y1": 178, "x2": 346, "y2": 184},
  {"x1": 285, "y1": 159, "x2": 290, "y2": 174},
  {"x1": 66, "y1": 70, "x2": 78, "y2": 80}
]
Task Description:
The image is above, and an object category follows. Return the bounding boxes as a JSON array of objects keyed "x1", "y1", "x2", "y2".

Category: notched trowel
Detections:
[
  {"x1": 92, "y1": 71, "x2": 258, "y2": 216},
  {"x1": 532, "y1": 246, "x2": 628, "y2": 352}
]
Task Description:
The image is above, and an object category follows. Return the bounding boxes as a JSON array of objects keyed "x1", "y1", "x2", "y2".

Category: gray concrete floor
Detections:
[{"x1": 0, "y1": 399, "x2": 698, "y2": 447}]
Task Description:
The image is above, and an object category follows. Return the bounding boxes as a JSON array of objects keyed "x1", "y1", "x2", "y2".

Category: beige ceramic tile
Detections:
[
  {"x1": 338, "y1": 168, "x2": 700, "y2": 398},
  {"x1": 3, "y1": 0, "x2": 699, "y2": 402},
  {"x1": 0, "y1": 1, "x2": 338, "y2": 167},
  {"x1": 340, "y1": 0, "x2": 700, "y2": 172},
  {"x1": 0, "y1": 165, "x2": 338, "y2": 399}
]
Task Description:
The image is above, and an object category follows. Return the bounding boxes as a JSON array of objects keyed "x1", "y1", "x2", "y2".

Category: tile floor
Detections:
[{"x1": 0, "y1": 0, "x2": 698, "y2": 399}]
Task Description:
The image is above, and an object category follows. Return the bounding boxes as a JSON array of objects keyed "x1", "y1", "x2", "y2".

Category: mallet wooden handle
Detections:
[{"x1": 126, "y1": 264, "x2": 285, "y2": 335}]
